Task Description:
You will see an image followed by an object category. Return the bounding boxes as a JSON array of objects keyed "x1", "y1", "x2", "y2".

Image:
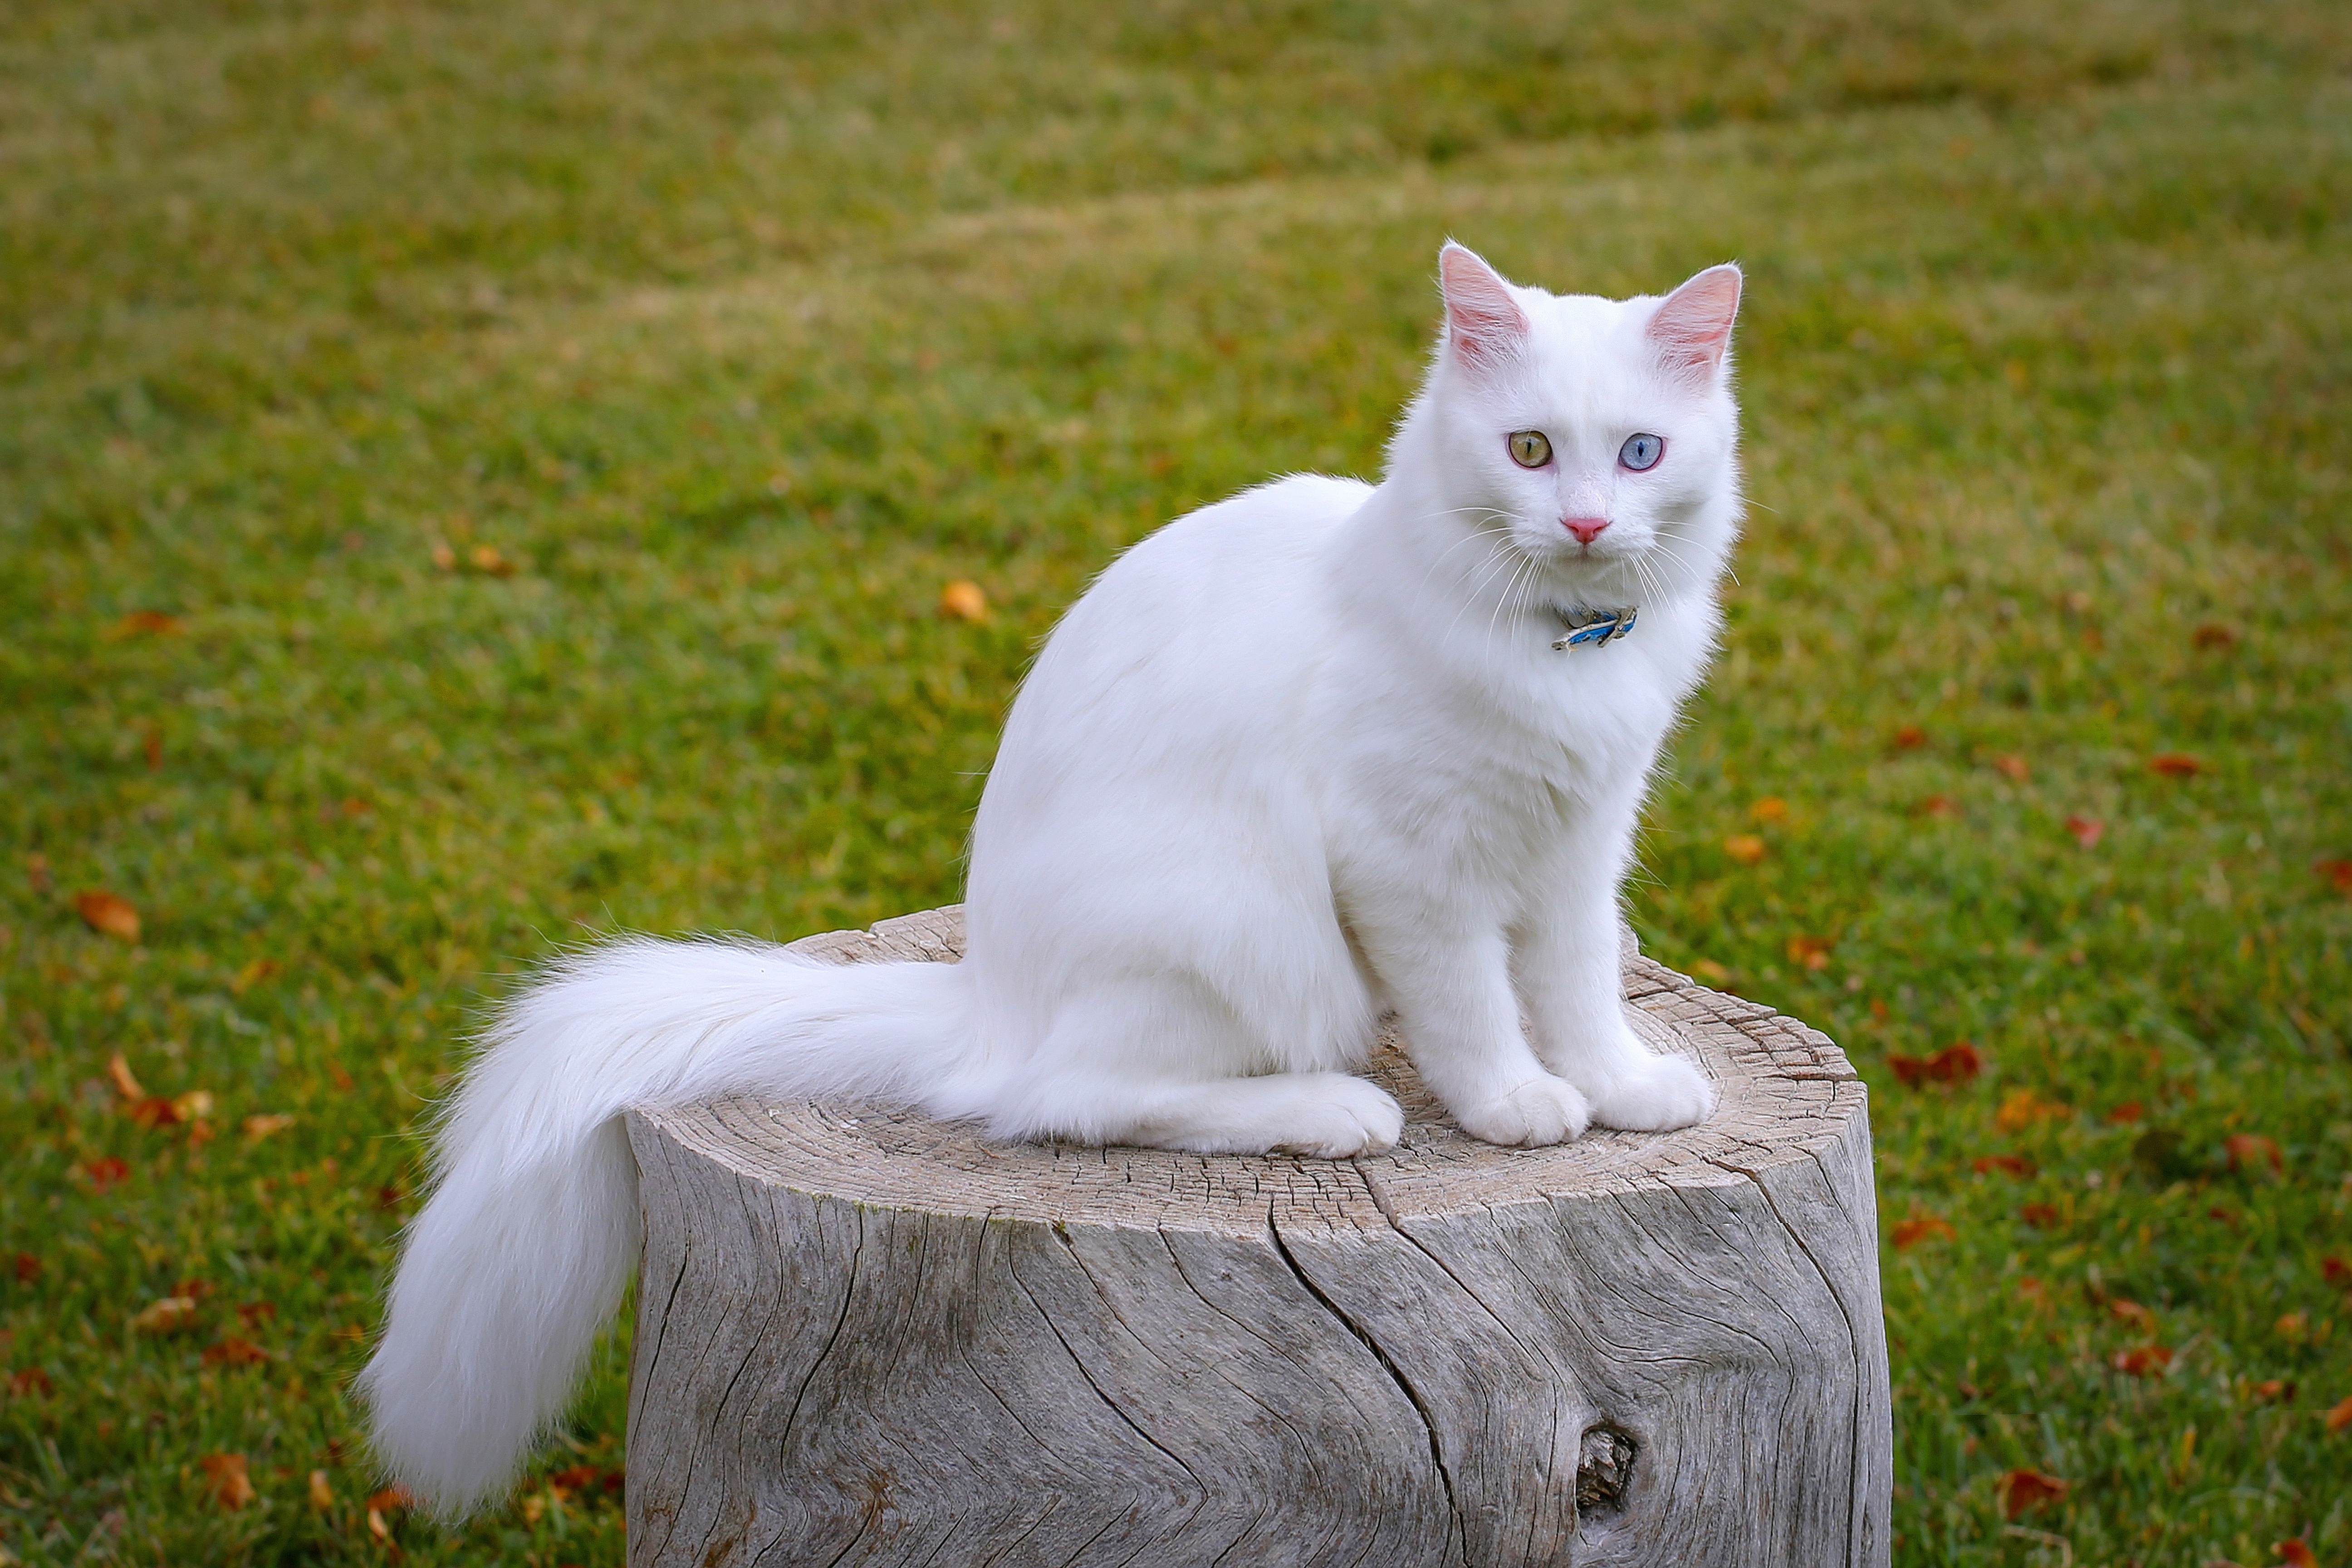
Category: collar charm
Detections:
[{"x1": 1552, "y1": 606, "x2": 1638, "y2": 651}]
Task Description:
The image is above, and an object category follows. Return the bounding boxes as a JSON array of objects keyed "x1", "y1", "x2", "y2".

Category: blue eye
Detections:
[{"x1": 1619, "y1": 432, "x2": 1664, "y2": 471}]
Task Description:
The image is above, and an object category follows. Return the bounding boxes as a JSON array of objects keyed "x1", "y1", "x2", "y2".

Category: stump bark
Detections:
[{"x1": 624, "y1": 906, "x2": 1891, "y2": 1568}]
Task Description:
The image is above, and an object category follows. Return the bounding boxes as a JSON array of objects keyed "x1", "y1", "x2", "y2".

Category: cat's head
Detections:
[{"x1": 1404, "y1": 243, "x2": 1743, "y2": 604}]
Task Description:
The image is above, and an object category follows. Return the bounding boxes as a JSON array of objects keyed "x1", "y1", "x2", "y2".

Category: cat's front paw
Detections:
[
  {"x1": 1450, "y1": 1075, "x2": 1592, "y2": 1148},
  {"x1": 1583, "y1": 1050, "x2": 1715, "y2": 1132},
  {"x1": 1264, "y1": 1076, "x2": 1406, "y2": 1158}
]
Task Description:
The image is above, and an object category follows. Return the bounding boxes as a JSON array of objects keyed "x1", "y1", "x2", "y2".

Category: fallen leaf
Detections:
[
  {"x1": 1973, "y1": 1154, "x2": 2035, "y2": 1179},
  {"x1": 2323, "y1": 1256, "x2": 2351, "y2": 1288},
  {"x1": 2276, "y1": 1312, "x2": 2308, "y2": 1343},
  {"x1": 469, "y1": 544, "x2": 516, "y2": 577},
  {"x1": 938, "y1": 580, "x2": 989, "y2": 622},
  {"x1": 12, "y1": 1253, "x2": 38, "y2": 1284},
  {"x1": 131, "y1": 1296, "x2": 198, "y2": 1335},
  {"x1": 1890, "y1": 1215, "x2": 1955, "y2": 1249},
  {"x1": 2064, "y1": 814, "x2": 2105, "y2": 849},
  {"x1": 105, "y1": 610, "x2": 183, "y2": 639},
  {"x1": 236, "y1": 1301, "x2": 277, "y2": 1329},
  {"x1": 429, "y1": 543, "x2": 457, "y2": 571},
  {"x1": 1786, "y1": 934, "x2": 1833, "y2": 970},
  {"x1": 7, "y1": 1367, "x2": 53, "y2": 1398},
  {"x1": 2250, "y1": 1378, "x2": 2294, "y2": 1403},
  {"x1": 310, "y1": 1470, "x2": 334, "y2": 1510},
  {"x1": 1751, "y1": 796, "x2": 1788, "y2": 823},
  {"x1": 2225, "y1": 1133, "x2": 2283, "y2": 1174},
  {"x1": 231, "y1": 958, "x2": 279, "y2": 993},
  {"x1": 2191, "y1": 623, "x2": 2237, "y2": 650},
  {"x1": 367, "y1": 1486, "x2": 414, "y2": 1513},
  {"x1": 1991, "y1": 753, "x2": 2029, "y2": 783},
  {"x1": 243, "y1": 1114, "x2": 295, "y2": 1142},
  {"x1": 1999, "y1": 1468, "x2": 2069, "y2": 1520},
  {"x1": 2327, "y1": 1395, "x2": 2352, "y2": 1433},
  {"x1": 2112, "y1": 1345, "x2": 2174, "y2": 1377},
  {"x1": 367, "y1": 1506, "x2": 395, "y2": 1548},
  {"x1": 1722, "y1": 833, "x2": 1766, "y2": 865},
  {"x1": 82, "y1": 1156, "x2": 131, "y2": 1192},
  {"x1": 75, "y1": 891, "x2": 141, "y2": 942},
  {"x1": 1688, "y1": 957, "x2": 1733, "y2": 986},
  {"x1": 1917, "y1": 794, "x2": 1960, "y2": 819},
  {"x1": 1888, "y1": 1042, "x2": 1982, "y2": 1088},
  {"x1": 128, "y1": 1096, "x2": 181, "y2": 1129},
  {"x1": 202, "y1": 1337, "x2": 271, "y2": 1368},
  {"x1": 2020, "y1": 1202, "x2": 2063, "y2": 1230},
  {"x1": 200, "y1": 1452, "x2": 256, "y2": 1511},
  {"x1": 142, "y1": 722, "x2": 162, "y2": 771},
  {"x1": 1996, "y1": 1088, "x2": 2072, "y2": 1132},
  {"x1": 2277, "y1": 1540, "x2": 2317, "y2": 1568},
  {"x1": 174, "y1": 1089, "x2": 215, "y2": 1122},
  {"x1": 2150, "y1": 753, "x2": 2202, "y2": 778},
  {"x1": 107, "y1": 1053, "x2": 145, "y2": 1102},
  {"x1": 2313, "y1": 858, "x2": 2352, "y2": 895},
  {"x1": 2108, "y1": 1298, "x2": 2154, "y2": 1328},
  {"x1": 376, "y1": 1183, "x2": 408, "y2": 1211},
  {"x1": 2106, "y1": 1101, "x2": 2143, "y2": 1124},
  {"x1": 1894, "y1": 725, "x2": 1927, "y2": 749},
  {"x1": 25, "y1": 852, "x2": 51, "y2": 893}
]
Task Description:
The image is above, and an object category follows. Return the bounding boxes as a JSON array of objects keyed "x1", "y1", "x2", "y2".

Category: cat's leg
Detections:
[
  {"x1": 1513, "y1": 797, "x2": 1715, "y2": 1133},
  {"x1": 981, "y1": 981, "x2": 1404, "y2": 1158},
  {"x1": 1345, "y1": 906, "x2": 1591, "y2": 1147}
]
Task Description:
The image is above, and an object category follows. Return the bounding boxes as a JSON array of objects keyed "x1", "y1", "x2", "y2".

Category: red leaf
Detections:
[
  {"x1": 2150, "y1": 753, "x2": 2202, "y2": 778},
  {"x1": 2106, "y1": 1101, "x2": 2143, "y2": 1124},
  {"x1": 11, "y1": 1253, "x2": 38, "y2": 1284},
  {"x1": 75, "y1": 891, "x2": 141, "y2": 942},
  {"x1": 2064, "y1": 814, "x2": 2104, "y2": 849},
  {"x1": 2225, "y1": 1133, "x2": 2283, "y2": 1173},
  {"x1": 2250, "y1": 1378, "x2": 2294, "y2": 1403},
  {"x1": 1890, "y1": 1215, "x2": 1955, "y2": 1249},
  {"x1": 368, "y1": 1486, "x2": 415, "y2": 1514},
  {"x1": 2191, "y1": 623, "x2": 2237, "y2": 650},
  {"x1": 82, "y1": 1156, "x2": 130, "y2": 1192},
  {"x1": 2323, "y1": 1256, "x2": 2352, "y2": 1288},
  {"x1": 1917, "y1": 794, "x2": 1960, "y2": 819},
  {"x1": 1973, "y1": 1154, "x2": 2035, "y2": 1179},
  {"x1": 1786, "y1": 934, "x2": 1833, "y2": 970},
  {"x1": 1888, "y1": 1042, "x2": 1982, "y2": 1088},
  {"x1": 2327, "y1": 1395, "x2": 2352, "y2": 1433},
  {"x1": 1991, "y1": 753, "x2": 2029, "y2": 783},
  {"x1": 6, "y1": 1367, "x2": 53, "y2": 1398},
  {"x1": 2277, "y1": 1541, "x2": 2317, "y2": 1568},
  {"x1": 1894, "y1": 725, "x2": 1927, "y2": 749},
  {"x1": 129, "y1": 1096, "x2": 181, "y2": 1129},
  {"x1": 201, "y1": 1337, "x2": 271, "y2": 1368},
  {"x1": 2314, "y1": 858, "x2": 2352, "y2": 895},
  {"x1": 1999, "y1": 1469, "x2": 2069, "y2": 1519},
  {"x1": 2021, "y1": 1202, "x2": 2063, "y2": 1230},
  {"x1": 105, "y1": 610, "x2": 183, "y2": 639},
  {"x1": 2112, "y1": 1345, "x2": 2173, "y2": 1377}
]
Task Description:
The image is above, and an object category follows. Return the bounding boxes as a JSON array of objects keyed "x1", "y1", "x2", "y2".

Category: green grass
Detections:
[{"x1": 4, "y1": 2, "x2": 2350, "y2": 1563}]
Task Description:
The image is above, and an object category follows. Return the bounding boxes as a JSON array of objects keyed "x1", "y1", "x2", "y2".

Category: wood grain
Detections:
[{"x1": 626, "y1": 906, "x2": 1891, "y2": 1567}]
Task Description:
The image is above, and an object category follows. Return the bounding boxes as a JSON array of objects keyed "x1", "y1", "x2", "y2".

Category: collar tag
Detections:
[{"x1": 1552, "y1": 606, "x2": 1638, "y2": 651}]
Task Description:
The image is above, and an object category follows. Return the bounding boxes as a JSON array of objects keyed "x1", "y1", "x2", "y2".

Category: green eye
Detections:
[{"x1": 1508, "y1": 430, "x2": 1552, "y2": 468}]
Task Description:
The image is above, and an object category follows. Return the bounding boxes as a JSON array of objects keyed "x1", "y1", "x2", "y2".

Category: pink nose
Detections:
[{"x1": 1563, "y1": 516, "x2": 1610, "y2": 546}]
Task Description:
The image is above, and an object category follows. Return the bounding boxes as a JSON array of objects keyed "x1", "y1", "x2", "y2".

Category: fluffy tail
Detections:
[{"x1": 357, "y1": 937, "x2": 971, "y2": 1516}]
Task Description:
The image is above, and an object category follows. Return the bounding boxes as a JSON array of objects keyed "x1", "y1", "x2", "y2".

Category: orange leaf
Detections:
[
  {"x1": 1999, "y1": 1468, "x2": 2069, "y2": 1519},
  {"x1": 2021, "y1": 1202, "x2": 2063, "y2": 1230},
  {"x1": 1917, "y1": 794, "x2": 1960, "y2": 819},
  {"x1": 468, "y1": 544, "x2": 516, "y2": 577},
  {"x1": 2276, "y1": 1311, "x2": 2308, "y2": 1343},
  {"x1": 82, "y1": 1156, "x2": 130, "y2": 1192},
  {"x1": 368, "y1": 1486, "x2": 414, "y2": 1513},
  {"x1": 2112, "y1": 1344, "x2": 2173, "y2": 1377},
  {"x1": 2250, "y1": 1378, "x2": 2294, "y2": 1403},
  {"x1": 1973, "y1": 1154, "x2": 2035, "y2": 1179},
  {"x1": 1890, "y1": 1215, "x2": 1954, "y2": 1249},
  {"x1": 236, "y1": 1301, "x2": 278, "y2": 1329},
  {"x1": 1786, "y1": 934, "x2": 1833, "y2": 970},
  {"x1": 1889, "y1": 1041, "x2": 1982, "y2": 1089},
  {"x1": 106, "y1": 1052, "x2": 145, "y2": 1102},
  {"x1": 131, "y1": 1296, "x2": 198, "y2": 1335},
  {"x1": 1991, "y1": 753, "x2": 2029, "y2": 783},
  {"x1": 1751, "y1": 796, "x2": 1788, "y2": 823},
  {"x1": 2064, "y1": 814, "x2": 2104, "y2": 849},
  {"x1": 2316, "y1": 858, "x2": 2352, "y2": 895},
  {"x1": 75, "y1": 891, "x2": 141, "y2": 942},
  {"x1": 1997, "y1": 1087, "x2": 2071, "y2": 1132},
  {"x1": 938, "y1": 580, "x2": 989, "y2": 622},
  {"x1": 2326, "y1": 1395, "x2": 2352, "y2": 1433},
  {"x1": 129, "y1": 1095, "x2": 181, "y2": 1128},
  {"x1": 309, "y1": 1470, "x2": 334, "y2": 1510},
  {"x1": 2150, "y1": 753, "x2": 2202, "y2": 778},
  {"x1": 2106, "y1": 1101, "x2": 2143, "y2": 1124},
  {"x1": 2191, "y1": 623, "x2": 2237, "y2": 650},
  {"x1": 1893, "y1": 725, "x2": 1927, "y2": 749},
  {"x1": 2277, "y1": 1541, "x2": 2317, "y2": 1568},
  {"x1": 2107, "y1": 1298, "x2": 2153, "y2": 1328},
  {"x1": 2225, "y1": 1133, "x2": 2283, "y2": 1173},
  {"x1": 105, "y1": 609, "x2": 183, "y2": 639},
  {"x1": 243, "y1": 1113, "x2": 295, "y2": 1142},
  {"x1": 1722, "y1": 833, "x2": 1766, "y2": 865},
  {"x1": 202, "y1": 1337, "x2": 271, "y2": 1368},
  {"x1": 199, "y1": 1451, "x2": 255, "y2": 1511}
]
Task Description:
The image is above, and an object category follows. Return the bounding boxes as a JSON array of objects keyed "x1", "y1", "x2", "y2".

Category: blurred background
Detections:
[{"x1": 3, "y1": 2, "x2": 2348, "y2": 1563}]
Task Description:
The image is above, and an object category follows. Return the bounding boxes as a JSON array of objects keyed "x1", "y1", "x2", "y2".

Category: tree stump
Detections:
[{"x1": 624, "y1": 906, "x2": 1891, "y2": 1568}]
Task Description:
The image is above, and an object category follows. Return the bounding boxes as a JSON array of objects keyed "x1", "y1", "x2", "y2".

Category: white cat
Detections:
[{"x1": 361, "y1": 243, "x2": 1744, "y2": 1514}]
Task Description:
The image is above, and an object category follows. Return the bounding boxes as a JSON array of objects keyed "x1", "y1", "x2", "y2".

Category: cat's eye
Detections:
[
  {"x1": 1507, "y1": 431, "x2": 1552, "y2": 468},
  {"x1": 1618, "y1": 432, "x2": 1665, "y2": 471}
]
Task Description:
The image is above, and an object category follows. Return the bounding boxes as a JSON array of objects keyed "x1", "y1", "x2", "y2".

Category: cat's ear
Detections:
[
  {"x1": 1647, "y1": 263, "x2": 1743, "y2": 379},
  {"x1": 1438, "y1": 242, "x2": 1529, "y2": 371}
]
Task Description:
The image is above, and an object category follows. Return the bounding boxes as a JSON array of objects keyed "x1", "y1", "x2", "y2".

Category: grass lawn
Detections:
[{"x1": 5, "y1": 1, "x2": 2350, "y2": 1562}]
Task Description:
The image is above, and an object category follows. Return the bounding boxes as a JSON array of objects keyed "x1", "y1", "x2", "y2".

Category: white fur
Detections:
[{"x1": 361, "y1": 244, "x2": 1745, "y2": 1513}]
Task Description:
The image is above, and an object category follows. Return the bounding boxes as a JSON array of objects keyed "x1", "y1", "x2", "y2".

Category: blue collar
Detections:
[{"x1": 1552, "y1": 606, "x2": 1638, "y2": 650}]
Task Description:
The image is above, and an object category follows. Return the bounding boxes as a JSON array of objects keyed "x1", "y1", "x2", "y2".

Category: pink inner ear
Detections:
[
  {"x1": 1647, "y1": 264, "x2": 1743, "y2": 376},
  {"x1": 1440, "y1": 243, "x2": 1529, "y2": 367}
]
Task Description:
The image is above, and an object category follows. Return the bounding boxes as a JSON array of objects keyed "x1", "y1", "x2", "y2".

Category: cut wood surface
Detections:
[{"x1": 625, "y1": 906, "x2": 1892, "y2": 1568}]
